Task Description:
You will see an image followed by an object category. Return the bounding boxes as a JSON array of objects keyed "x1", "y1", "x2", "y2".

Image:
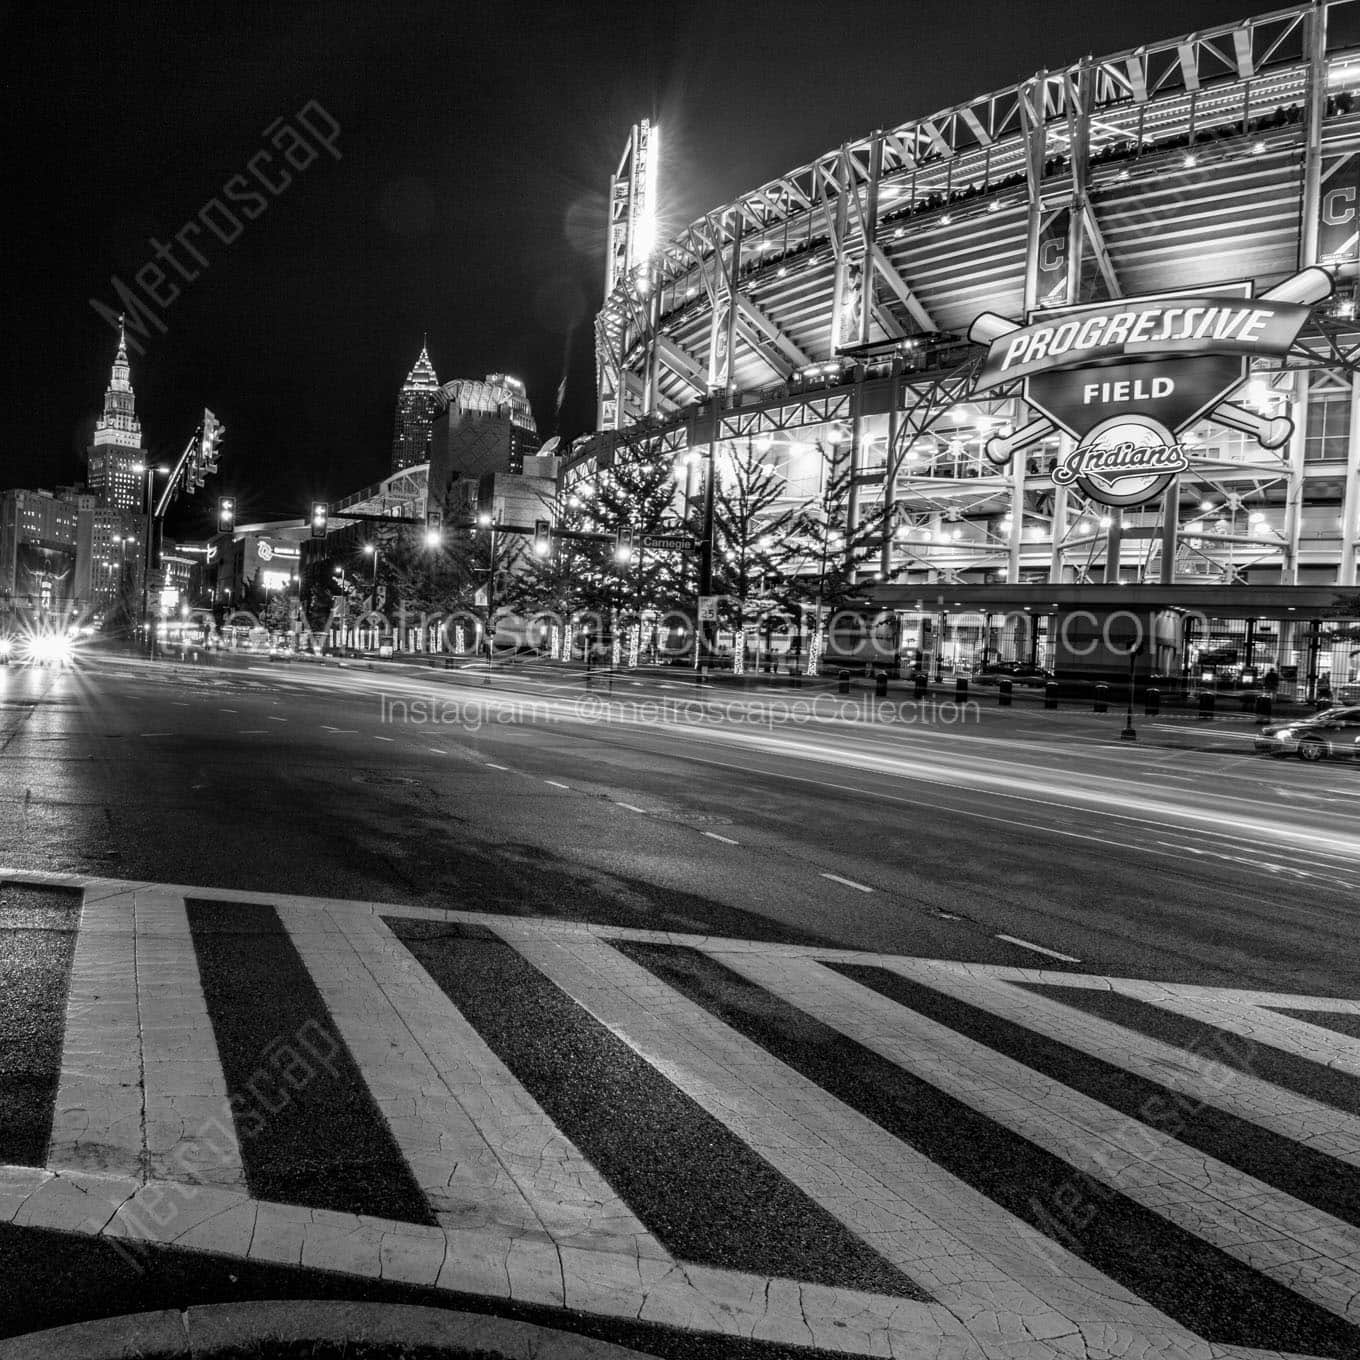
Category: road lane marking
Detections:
[
  {"x1": 428, "y1": 748, "x2": 447, "y2": 754},
  {"x1": 821, "y1": 872, "x2": 873, "y2": 893},
  {"x1": 139, "y1": 731, "x2": 173, "y2": 737},
  {"x1": 238, "y1": 729, "x2": 269, "y2": 735},
  {"x1": 485, "y1": 763, "x2": 509, "y2": 771},
  {"x1": 702, "y1": 831, "x2": 739, "y2": 845},
  {"x1": 267, "y1": 716, "x2": 287, "y2": 723},
  {"x1": 374, "y1": 736, "x2": 395, "y2": 742},
  {"x1": 544, "y1": 780, "x2": 570, "y2": 789},
  {"x1": 219, "y1": 708, "x2": 237, "y2": 713},
  {"x1": 994, "y1": 934, "x2": 1081, "y2": 963},
  {"x1": 616, "y1": 803, "x2": 647, "y2": 813}
]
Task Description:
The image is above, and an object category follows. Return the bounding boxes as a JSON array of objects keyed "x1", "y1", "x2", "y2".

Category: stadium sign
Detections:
[{"x1": 967, "y1": 268, "x2": 1332, "y2": 507}]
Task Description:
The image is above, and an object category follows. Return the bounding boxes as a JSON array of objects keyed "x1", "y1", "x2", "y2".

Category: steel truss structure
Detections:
[{"x1": 584, "y1": 1, "x2": 1360, "y2": 595}]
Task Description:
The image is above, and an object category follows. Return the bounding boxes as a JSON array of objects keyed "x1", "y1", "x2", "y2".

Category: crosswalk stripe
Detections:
[
  {"x1": 10, "y1": 874, "x2": 1360, "y2": 1360},
  {"x1": 135, "y1": 891, "x2": 243, "y2": 1188},
  {"x1": 47, "y1": 887, "x2": 142, "y2": 1179},
  {"x1": 496, "y1": 924, "x2": 1177, "y2": 1341},
  {"x1": 877, "y1": 960, "x2": 1360, "y2": 1169},
  {"x1": 731, "y1": 953, "x2": 1360, "y2": 1329},
  {"x1": 1113, "y1": 983, "x2": 1360, "y2": 1080},
  {"x1": 279, "y1": 906, "x2": 669, "y2": 1255}
]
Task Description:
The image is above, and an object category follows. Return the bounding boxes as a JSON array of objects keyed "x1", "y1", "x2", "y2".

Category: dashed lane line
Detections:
[
  {"x1": 428, "y1": 748, "x2": 447, "y2": 755},
  {"x1": 544, "y1": 780, "x2": 571, "y2": 790},
  {"x1": 616, "y1": 803, "x2": 648, "y2": 813},
  {"x1": 374, "y1": 736, "x2": 395, "y2": 742},
  {"x1": 821, "y1": 872, "x2": 873, "y2": 893},
  {"x1": 994, "y1": 933, "x2": 1081, "y2": 963},
  {"x1": 485, "y1": 763, "x2": 509, "y2": 771},
  {"x1": 702, "y1": 831, "x2": 739, "y2": 845},
  {"x1": 139, "y1": 732, "x2": 173, "y2": 737},
  {"x1": 267, "y1": 716, "x2": 287, "y2": 723},
  {"x1": 238, "y1": 729, "x2": 269, "y2": 735}
]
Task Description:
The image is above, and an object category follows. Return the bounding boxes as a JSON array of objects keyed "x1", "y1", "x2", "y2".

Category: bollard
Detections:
[
  {"x1": 1144, "y1": 686, "x2": 1161, "y2": 716},
  {"x1": 998, "y1": 678, "x2": 1013, "y2": 707},
  {"x1": 1043, "y1": 680, "x2": 1059, "y2": 710},
  {"x1": 913, "y1": 673, "x2": 928, "y2": 699},
  {"x1": 1198, "y1": 691, "x2": 1215, "y2": 720},
  {"x1": 874, "y1": 671, "x2": 888, "y2": 698},
  {"x1": 838, "y1": 669, "x2": 851, "y2": 695},
  {"x1": 955, "y1": 676, "x2": 968, "y2": 700},
  {"x1": 1254, "y1": 694, "x2": 1272, "y2": 725},
  {"x1": 1094, "y1": 683, "x2": 1109, "y2": 713}
]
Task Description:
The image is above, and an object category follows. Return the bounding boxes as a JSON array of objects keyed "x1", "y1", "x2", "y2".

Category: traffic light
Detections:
[
  {"x1": 217, "y1": 497, "x2": 235, "y2": 532},
  {"x1": 424, "y1": 505, "x2": 443, "y2": 548},
  {"x1": 533, "y1": 518, "x2": 552, "y2": 556},
  {"x1": 310, "y1": 502, "x2": 328, "y2": 538},
  {"x1": 614, "y1": 525, "x2": 634, "y2": 563},
  {"x1": 199, "y1": 409, "x2": 223, "y2": 478}
]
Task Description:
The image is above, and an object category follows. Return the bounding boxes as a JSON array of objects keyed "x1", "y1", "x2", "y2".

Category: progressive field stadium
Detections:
[{"x1": 572, "y1": 0, "x2": 1360, "y2": 691}]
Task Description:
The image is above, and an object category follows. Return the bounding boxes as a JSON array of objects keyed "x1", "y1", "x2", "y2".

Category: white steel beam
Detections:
[
  {"x1": 734, "y1": 293, "x2": 812, "y2": 367},
  {"x1": 869, "y1": 244, "x2": 937, "y2": 332}
]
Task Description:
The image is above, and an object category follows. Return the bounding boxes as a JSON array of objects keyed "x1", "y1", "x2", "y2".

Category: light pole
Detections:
[
  {"x1": 1121, "y1": 642, "x2": 1143, "y2": 741},
  {"x1": 131, "y1": 462, "x2": 170, "y2": 634},
  {"x1": 477, "y1": 510, "x2": 498, "y2": 683}
]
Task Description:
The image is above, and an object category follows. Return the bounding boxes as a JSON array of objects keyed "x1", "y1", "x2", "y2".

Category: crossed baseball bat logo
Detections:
[{"x1": 965, "y1": 267, "x2": 1335, "y2": 467}]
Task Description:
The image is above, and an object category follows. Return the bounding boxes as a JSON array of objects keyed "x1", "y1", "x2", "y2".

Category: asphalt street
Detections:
[
  {"x1": 0, "y1": 648, "x2": 1354, "y2": 991},
  {"x1": 2, "y1": 648, "x2": 1359, "y2": 1359}
]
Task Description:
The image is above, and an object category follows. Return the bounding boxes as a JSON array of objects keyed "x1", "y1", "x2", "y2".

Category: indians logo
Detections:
[{"x1": 1051, "y1": 415, "x2": 1190, "y2": 507}]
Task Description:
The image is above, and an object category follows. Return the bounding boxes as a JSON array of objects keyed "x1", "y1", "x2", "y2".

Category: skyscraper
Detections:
[
  {"x1": 391, "y1": 340, "x2": 441, "y2": 471},
  {"x1": 86, "y1": 319, "x2": 146, "y2": 511}
]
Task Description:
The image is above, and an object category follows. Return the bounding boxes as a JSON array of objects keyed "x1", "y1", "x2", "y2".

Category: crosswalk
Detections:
[{"x1": 2, "y1": 869, "x2": 1359, "y2": 1359}]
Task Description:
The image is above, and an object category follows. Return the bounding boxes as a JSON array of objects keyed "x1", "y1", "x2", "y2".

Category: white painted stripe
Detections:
[
  {"x1": 1108, "y1": 983, "x2": 1360, "y2": 1078},
  {"x1": 543, "y1": 780, "x2": 570, "y2": 789},
  {"x1": 428, "y1": 747, "x2": 447, "y2": 754},
  {"x1": 133, "y1": 892, "x2": 242, "y2": 1188},
  {"x1": 373, "y1": 735, "x2": 395, "y2": 742},
  {"x1": 218, "y1": 708, "x2": 237, "y2": 713},
  {"x1": 238, "y1": 729, "x2": 269, "y2": 734},
  {"x1": 496, "y1": 925, "x2": 1180, "y2": 1341},
  {"x1": 994, "y1": 933, "x2": 1081, "y2": 963},
  {"x1": 732, "y1": 953, "x2": 1360, "y2": 1325},
  {"x1": 47, "y1": 890, "x2": 143, "y2": 1180},
  {"x1": 820, "y1": 872, "x2": 872, "y2": 893},
  {"x1": 139, "y1": 732, "x2": 173, "y2": 737},
  {"x1": 701, "y1": 831, "x2": 738, "y2": 845},
  {"x1": 484, "y1": 763, "x2": 509, "y2": 771},
  {"x1": 615, "y1": 803, "x2": 647, "y2": 814},
  {"x1": 278, "y1": 906, "x2": 668, "y2": 1255},
  {"x1": 882, "y1": 962, "x2": 1360, "y2": 1167},
  {"x1": 267, "y1": 716, "x2": 287, "y2": 723}
]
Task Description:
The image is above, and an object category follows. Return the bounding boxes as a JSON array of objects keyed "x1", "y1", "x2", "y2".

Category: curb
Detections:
[{"x1": 0, "y1": 1300, "x2": 663, "y2": 1360}]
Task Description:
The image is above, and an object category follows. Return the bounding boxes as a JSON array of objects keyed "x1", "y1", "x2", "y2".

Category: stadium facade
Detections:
[{"x1": 578, "y1": 2, "x2": 1360, "y2": 693}]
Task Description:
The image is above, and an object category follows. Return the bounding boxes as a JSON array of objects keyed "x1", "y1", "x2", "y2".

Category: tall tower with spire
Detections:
[
  {"x1": 391, "y1": 339, "x2": 441, "y2": 472},
  {"x1": 87, "y1": 319, "x2": 146, "y2": 510}
]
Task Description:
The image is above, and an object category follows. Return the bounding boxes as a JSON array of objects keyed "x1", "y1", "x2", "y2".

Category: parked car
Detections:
[
  {"x1": 1253, "y1": 705, "x2": 1360, "y2": 761},
  {"x1": 973, "y1": 660, "x2": 1054, "y2": 687}
]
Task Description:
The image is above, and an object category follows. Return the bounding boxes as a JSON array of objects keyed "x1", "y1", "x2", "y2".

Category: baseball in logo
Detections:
[
  {"x1": 1052, "y1": 414, "x2": 1188, "y2": 507},
  {"x1": 966, "y1": 267, "x2": 1333, "y2": 508}
]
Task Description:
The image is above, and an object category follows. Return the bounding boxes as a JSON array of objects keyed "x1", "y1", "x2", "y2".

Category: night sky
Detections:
[{"x1": 3, "y1": 0, "x2": 1254, "y2": 536}]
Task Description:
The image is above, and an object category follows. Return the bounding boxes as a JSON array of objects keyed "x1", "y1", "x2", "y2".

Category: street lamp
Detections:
[
  {"x1": 131, "y1": 462, "x2": 170, "y2": 632},
  {"x1": 1121, "y1": 642, "x2": 1143, "y2": 741},
  {"x1": 477, "y1": 511, "x2": 498, "y2": 682}
]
